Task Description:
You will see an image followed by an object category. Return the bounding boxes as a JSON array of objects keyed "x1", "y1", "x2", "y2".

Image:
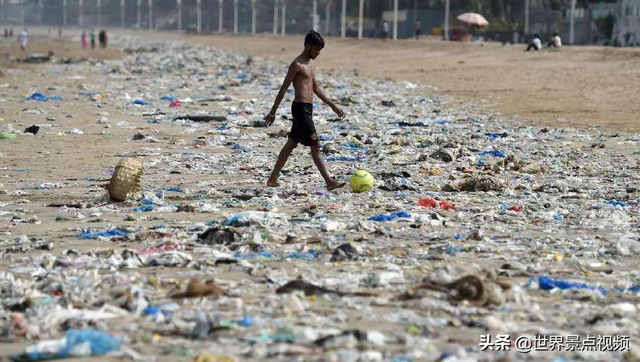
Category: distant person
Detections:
[
  {"x1": 382, "y1": 21, "x2": 389, "y2": 41},
  {"x1": 9, "y1": 28, "x2": 13, "y2": 37},
  {"x1": 99, "y1": 30, "x2": 108, "y2": 48},
  {"x1": 526, "y1": 34, "x2": 541, "y2": 51},
  {"x1": 451, "y1": 29, "x2": 462, "y2": 41},
  {"x1": 415, "y1": 19, "x2": 422, "y2": 39},
  {"x1": 624, "y1": 32, "x2": 631, "y2": 46},
  {"x1": 90, "y1": 29, "x2": 96, "y2": 49},
  {"x1": 18, "y1": 28, "x2": 28, "y2": 51},
  {"x1": 548, "y1": 32, "x2": 562, "y2": 48},
  {"x1": 58, "y1": 27, "x2": 62, "y2": 37},
  {"x1": 3, "y1": 29, "x2": 8, "y2": 39},
  {"x1": 81, "y1": 31, "x2": 88, "y2": 49}
]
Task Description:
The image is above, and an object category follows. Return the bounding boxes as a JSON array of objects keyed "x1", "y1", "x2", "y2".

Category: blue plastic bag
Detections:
[
  {"x1": 478, "y1": 150, "x2": 506, "y2": 158},
  {"x1": 77, "y1": 228, "x2": 129, "y2": 239},
  {"x1": 27, "y1": 92, "x2": 47, "y2": 102},
  {"x1": 605, "y1": 199, "x2": 627, "y2": 207},
  {"x1": 368, "y1": 211, "x2": 411, "y2": 222},
  {"x1": 235, "y1": 315, "x2": 253, "y2": 327},
  {"x1": 485, "y1": 132, "x2": 509, "y2": 140},
  {"x1": 287, "y1": 251, "x2": 318, "y2": 259},
  {"x1": 327, "y1": 155, "x2": 365, "y2": 162},
  {"x1": 133, "y1": 99, "x2": 150, "y2": 105},
  {"x1": 535, "y1": 276, "x2": 640, "y2": 294},
  {"x1": 232, "y1": 144, "x2": 251, "y2": 152},
  {"x1": 10, "y1": 329, "x2": 121, "y2": 361}
]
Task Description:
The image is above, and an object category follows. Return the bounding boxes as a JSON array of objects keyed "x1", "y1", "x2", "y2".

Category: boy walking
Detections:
[{"x1": 264, "y1": 30, "x2": 346, "y2": 191}]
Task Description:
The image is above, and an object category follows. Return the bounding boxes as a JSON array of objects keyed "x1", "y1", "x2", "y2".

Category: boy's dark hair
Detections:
[{"x1": 305, "y1": 30, "x2": 325, "y2": 48}]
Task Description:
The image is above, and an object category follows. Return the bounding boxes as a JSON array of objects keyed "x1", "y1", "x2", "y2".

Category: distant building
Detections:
[
  {"x1": 614, "y1": 0, "x2": 640, "y2": 45},
  {"x1": 526, "y1": 1, "x2": 625, "y2": 45},
  {"x1": 529, "y1": 9, "x2": 563, "y2": 41},
  {"x1": 591, "y1": 0, "x2": 619, "y2": 44},
  {"x1": 561, "y1": 5, "x2": 590, "y2": 44}
]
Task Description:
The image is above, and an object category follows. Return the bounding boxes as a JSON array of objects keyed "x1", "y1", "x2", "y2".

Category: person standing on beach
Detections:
[
  {"x1": 18, "y1": 28, "x2": 28, "y2": 51},
  {"x1": 415, "y1": 19, "x2": 422, "y2": 39},
  {"x1": 264, "y1": 30, "x2": 346, "y2": 191},
  {"x1": 382, "y1": 21, "x2": 389, "y2": 41},
  {"x1": 90, "y1": 29, "x2": 96, "y2": 49},
  {"x1": 99, "y1": 30, "x2": 107, "y2": 48},
  {"x1": 81, "y1": 31, "x2": 88, "y2": 49}
]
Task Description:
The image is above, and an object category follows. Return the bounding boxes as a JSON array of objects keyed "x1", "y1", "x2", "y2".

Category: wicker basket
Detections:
[{"x1": 108, "y1": 158, "x2": 144, "y2": 202}]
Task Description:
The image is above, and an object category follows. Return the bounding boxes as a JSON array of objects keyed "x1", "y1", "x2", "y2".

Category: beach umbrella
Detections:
[{"x1": 456, "y1": 13, "x2": 489, "y2": 27}]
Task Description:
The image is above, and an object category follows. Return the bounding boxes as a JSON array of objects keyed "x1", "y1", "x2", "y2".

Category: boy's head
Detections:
[{"x1": 304, "y1": 30, "x2": 324, "y2": 59}]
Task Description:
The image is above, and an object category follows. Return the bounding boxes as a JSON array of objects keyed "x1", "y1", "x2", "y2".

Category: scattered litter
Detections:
[{"x1": 1, "y1": 33, "x2": 638, "y2": 362}]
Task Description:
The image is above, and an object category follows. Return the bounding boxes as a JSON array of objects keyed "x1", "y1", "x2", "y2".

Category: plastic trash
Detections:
[
  {"x1": 10, "y1": 329, "x2": 121, "y2": 361},
  {"x1": 77, "y1": 228, "x2": 130, "y2": 240},
  {"x1": 24, "y1": 125, "x2": 39, "y2": 135},
  {"x1": 3, "y1": 31, "x2": 640, "y2": 362},
  {"x1": 0, "y1": 132, "x2": 17, "y2": 140},
  {"x1": 534, "y1": 276, "x2": 640, "y2": 294},
  {"x1": 172, "y1": 115, "x2": 227, "y2": 122},
  {"x1": 417, "y1": 197, "x2": 457, "y2": 210},
  {"x1": 368, "y1": 211, "x2": 411, "y2": 222},
  {"x1": 27, "y1": 92, "x2": 47, "y2": 101},
  {"x1": 132, "y1": 99, "x2": 150, "y2": 105},
  {"x1": 478, "y1": 150, "x2": 506, "y2": 158}
]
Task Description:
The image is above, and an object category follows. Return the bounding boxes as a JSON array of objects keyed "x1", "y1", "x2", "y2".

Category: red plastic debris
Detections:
[
  {"x1": 417, "y1": 197, "x2": 457, "y2": 210},
  {"x1": 508, "y1": 205, "x2": 524, "y2": 212}
]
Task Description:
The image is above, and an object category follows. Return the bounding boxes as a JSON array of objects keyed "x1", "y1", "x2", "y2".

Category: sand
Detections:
[
  {"x1": 1, "y1": 28, "x2": 639, "y2": 361},
  {"x1": 118, "y1": 30, "x2": 640, "y2": 132}
]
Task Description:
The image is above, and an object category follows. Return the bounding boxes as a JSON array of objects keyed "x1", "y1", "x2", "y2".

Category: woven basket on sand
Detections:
[{"x1": 108, "y1": 158, "x2": 144, "y2": 202}]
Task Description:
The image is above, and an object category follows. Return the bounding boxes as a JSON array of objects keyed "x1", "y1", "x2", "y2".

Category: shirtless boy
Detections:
[{"x1": 264, "y1": 30, "x2": 346, "y2": 191}]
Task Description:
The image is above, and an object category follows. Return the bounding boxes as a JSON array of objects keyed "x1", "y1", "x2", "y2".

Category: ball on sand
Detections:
[{"x1": 350, "y1": 170, "x2": 375, "y2": 193}]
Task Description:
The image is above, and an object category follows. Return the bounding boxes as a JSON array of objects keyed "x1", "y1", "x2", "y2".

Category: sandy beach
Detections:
[{"x1": 1, "y1": 29, "x2": 640, "y2": 362}]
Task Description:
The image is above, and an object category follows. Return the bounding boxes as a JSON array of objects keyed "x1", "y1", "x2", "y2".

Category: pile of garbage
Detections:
[{"x1": 1, "y1": 34, "x2": 640, "y2": 362}]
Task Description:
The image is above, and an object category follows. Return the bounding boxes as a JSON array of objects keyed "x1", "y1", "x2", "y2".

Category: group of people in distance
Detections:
[
  {"x1": 3, "y1": 28, "x2": 29, "y2": 51},
  {"x1": 527, "y1": 32, "x2": 563, "y2": 51},
  {"x1": 3, "y1": 27, "x2": 109, "y2": 52},
  {"x1": 81, "y1": 29, "x2": 108, "y2": 49}
]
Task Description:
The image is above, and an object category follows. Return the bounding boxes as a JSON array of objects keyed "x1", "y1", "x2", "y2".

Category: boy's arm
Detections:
[
  {"x1": 313, "y1": 75, "x2": 345, "y2": 118},
  {"x1": 264, "y1": 63, "x2": 298, "y2": 126}
]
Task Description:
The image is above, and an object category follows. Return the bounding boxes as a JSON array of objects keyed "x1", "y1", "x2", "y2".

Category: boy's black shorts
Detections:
[{"x1": 289, "y1": 101, "x2": 318, "y2": 147}]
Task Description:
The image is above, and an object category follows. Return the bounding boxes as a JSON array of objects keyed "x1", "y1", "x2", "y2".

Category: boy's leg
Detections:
[
  {"x1": 267, "y1": 138, "x2": 297, "y2": 187},
  {"x1": 310, "y1": 145, "x2": 345, "y2": 191}
]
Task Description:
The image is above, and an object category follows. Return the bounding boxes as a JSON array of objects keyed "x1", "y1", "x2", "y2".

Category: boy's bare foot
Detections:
[
  {"x1": 266, "y1": 180, "x2": 281, "y2": 187},
  {"x1": 327, "y1": 181, "x2": 346, "y2": 191}
]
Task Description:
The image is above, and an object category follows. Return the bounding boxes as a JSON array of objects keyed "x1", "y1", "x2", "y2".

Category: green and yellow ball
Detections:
[{"x1": 350, "y1": 170, "x2": 375, "y2": 193}]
